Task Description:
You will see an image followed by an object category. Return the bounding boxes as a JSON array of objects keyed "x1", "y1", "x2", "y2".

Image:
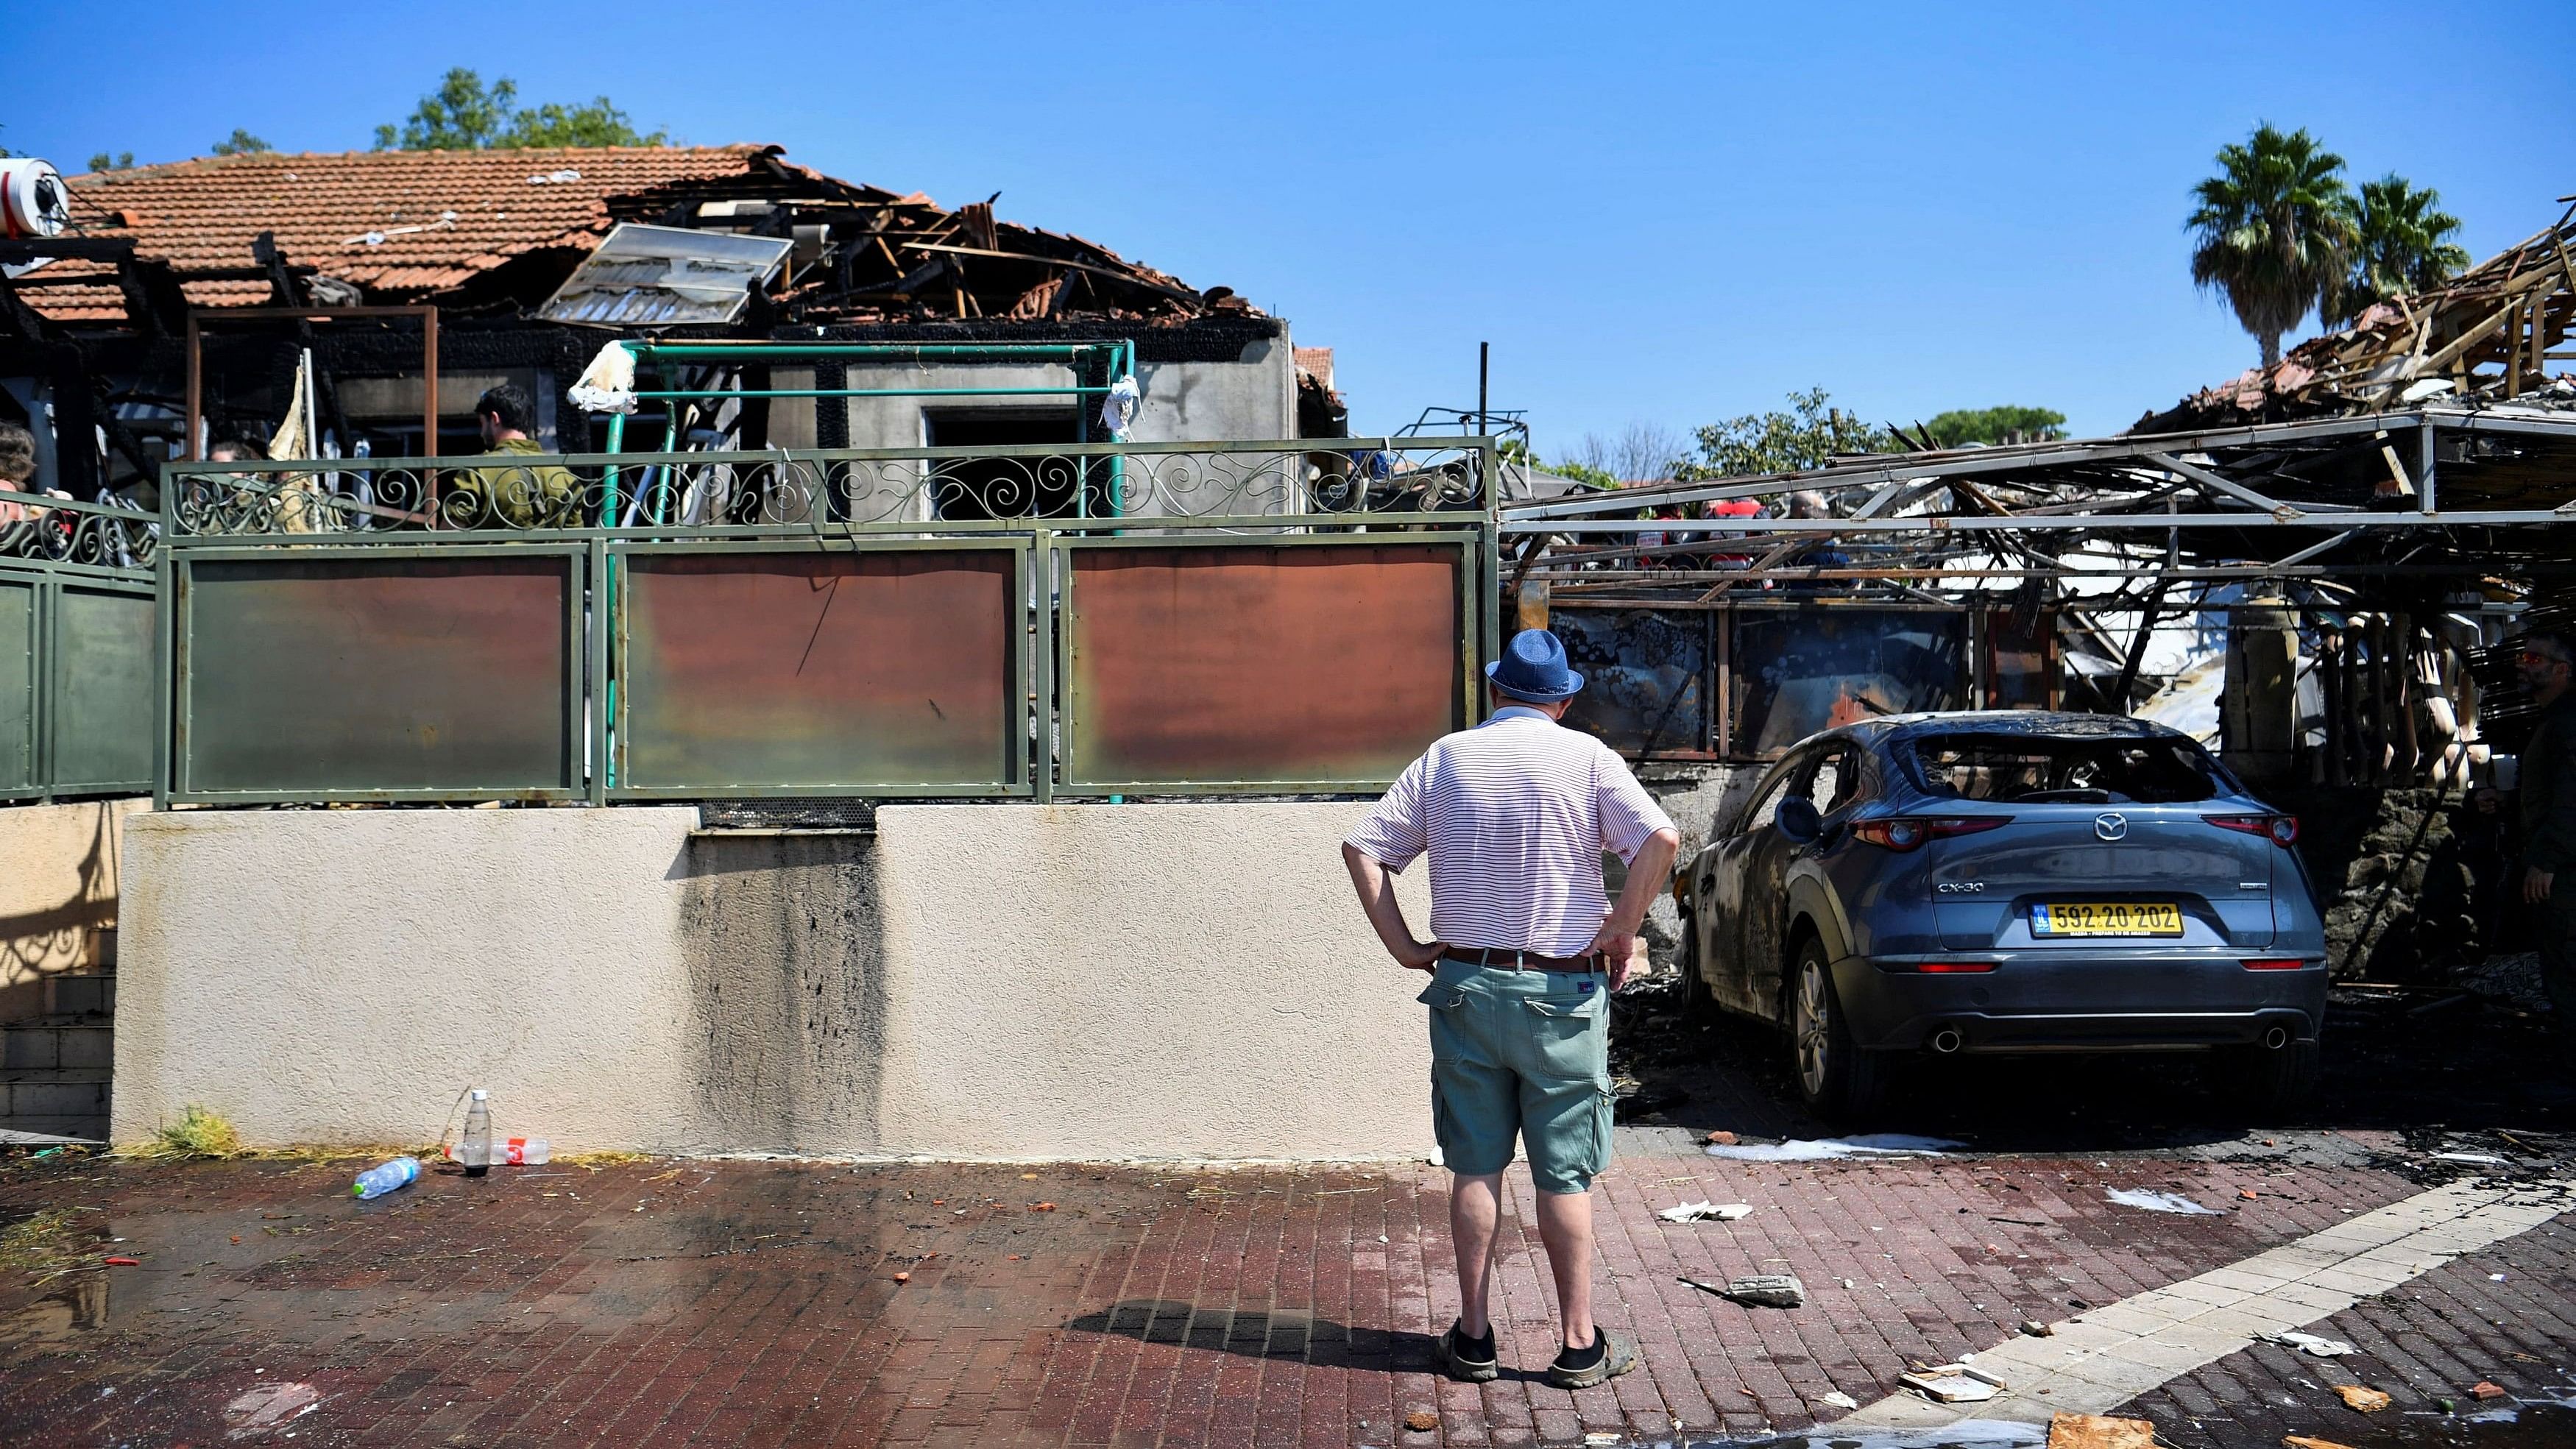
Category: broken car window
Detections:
[{"x1": 1904, "y1": 734, "x2": 2221, "y2": 804}]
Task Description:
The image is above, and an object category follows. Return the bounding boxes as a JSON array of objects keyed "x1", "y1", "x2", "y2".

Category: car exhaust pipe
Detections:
[
  {"x1": 2262, "y1": 1026, "x2": 2289, "y2": 1050},
  {"x1": 1930, "y1": 1027, "x2": 1964, "y2": 1055}
]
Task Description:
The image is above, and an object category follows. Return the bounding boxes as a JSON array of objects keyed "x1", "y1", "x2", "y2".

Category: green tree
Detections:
[
  {"x1": 88, "y1": 150, "x2": 135, "y2": 172},
  {"x1": 2326, "y1": 174, "x2": 2470, "y2": 325},
  {"x1": 210, "y1": 129, "x2": 272, "y2": 156},
  {"x1": 1682, "y1": 388, "x2": 1893, "y2": 478},
  {"x1": 2187, "y1": 124, "x2": 2358, "y2": 370},
  {"x1": 374, "y1": 68, "x2": 666, "y2": 150},
  {"x1": 1920, "y1": 405, "x2": 2066, "y2": 448}
]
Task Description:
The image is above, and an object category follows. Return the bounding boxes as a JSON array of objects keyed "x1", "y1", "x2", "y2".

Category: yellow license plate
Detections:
[{"x1": 2031, "y1": 902, "x2": 2183, "y2": 938}]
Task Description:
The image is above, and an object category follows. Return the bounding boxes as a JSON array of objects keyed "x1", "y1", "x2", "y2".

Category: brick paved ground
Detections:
[{"x1": 1, "y1": 988, "x2": 2569, "y2": 1448}]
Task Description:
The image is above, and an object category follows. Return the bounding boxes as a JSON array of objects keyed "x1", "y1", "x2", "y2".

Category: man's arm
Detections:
[
  {"x1": 1342, "y1": 843, "x2": 1444, "y2": 971},
  {"x1": 1587, "y1": 827, "x2": 1680, "y2": 990}
]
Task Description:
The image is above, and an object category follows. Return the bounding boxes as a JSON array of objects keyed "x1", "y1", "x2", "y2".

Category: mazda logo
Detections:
[{"x1": 2094, "y1": 812, "x2": 2129, "y2": 841}]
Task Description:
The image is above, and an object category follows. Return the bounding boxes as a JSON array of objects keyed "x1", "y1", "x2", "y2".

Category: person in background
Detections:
[
  {"x1": 0, "y1": 422, "x2": 74, "y2": 553},
  {"x1": 2513, "y1": 628, "x2": 2576, "y2": 1025},
  {"x1": 449, "y1": 384, "x2": 579, "y2": 528},
  {"x1": 1703, "y1": 494, "x2": 1766, "y2": 569},
  {"x1": 1341, "y1": 628, "x2": 1681, "y2": 1390},
  {"x1": 1784, "y1": 489, "x2": 1850, "y2": 589}
]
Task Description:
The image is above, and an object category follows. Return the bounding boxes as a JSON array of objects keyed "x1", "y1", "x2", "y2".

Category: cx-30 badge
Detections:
[{"x1": 2094, "y1": 812, "x2": 2129, "y2": 841}]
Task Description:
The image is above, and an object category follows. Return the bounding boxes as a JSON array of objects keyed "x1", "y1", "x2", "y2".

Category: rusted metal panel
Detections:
[
  {"x1": 1066, "y1": 543, "x2": 1464, "y2": 785},
  {"x1": 618, "y1": 548, "x2": 1020, "y2": 790},
  {"x1": 52, "y1": 585, "x2": 155, "y2": 790},
  {"x1": 180, "y1": 556, "x2": 573, "y2": 794},
  {"x1": 0, "y1": 580, "x2": 34, "y2": 793}
]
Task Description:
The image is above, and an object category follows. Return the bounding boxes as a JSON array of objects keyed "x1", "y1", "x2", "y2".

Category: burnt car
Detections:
[{"x1": 1672, "y1": 712, "x2": 2326, "y2": 1119}]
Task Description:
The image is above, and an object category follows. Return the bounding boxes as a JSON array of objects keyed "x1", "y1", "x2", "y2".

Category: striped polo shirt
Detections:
[{"x1": 1346, "y1": 706, "x2": 1675, "y2": 957}]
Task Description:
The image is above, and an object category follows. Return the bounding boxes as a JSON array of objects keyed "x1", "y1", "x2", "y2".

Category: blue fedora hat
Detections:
[{"x1": 1485, "y1": 628, "x2": 1585, "y2": 701}]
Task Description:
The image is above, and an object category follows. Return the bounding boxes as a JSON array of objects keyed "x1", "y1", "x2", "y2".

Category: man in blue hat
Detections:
[{"x1": 1342, "y1": 628, "x2": 1680, "y2": 1389}]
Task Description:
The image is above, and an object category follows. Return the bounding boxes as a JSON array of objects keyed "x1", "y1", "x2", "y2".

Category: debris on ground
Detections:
[
  {"x1": 2335, "y1": 1384, "x2": 2393, "y2": 1412},
  {"x1": 2471, "y1": 1381, "x2": 2508, "y2": 1400},
  {"x1": 2020, "y1": 1319, "x2": 2056, "y2": 1337},
  {"x1": 1900, "y1": 1363, "x2": 2006, "y2": 1403},
  {"x1": 1703, "y1": 1134, "x2": 1966, "y2": 1162},
  {"x1": 1703, "y1": 1130, "x2": 1738, "y2": 1147},
  {"x1": 1679, "y1": 1272, "x2": 1805, "y2": 1308},
  {"x1": 2105, "y1": 1188, "x2": 2223, "y2": 1215},
  {"x1": 2284, "y1": 1436, "x2": 2359, "y2": 1449},
  {"x1": 1655, "y1": 1200, "x2": 1753, "y2": 1223},
  {"x1": 2047, "y1": 1413, "x2": 2156, "y2": 1449},
  {"x1": 1819, "y1": 1390, "x2": 1860, "y2": 1410},
  {"x1": 1403, "y1": 1409, "x2": 1438, "y2": 1432},
  {"x1": 2260, "y1": 1331, "x2": 2356, "y2": 1357}
]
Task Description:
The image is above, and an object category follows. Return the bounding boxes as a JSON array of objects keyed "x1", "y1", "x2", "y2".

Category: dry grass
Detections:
[
  {"x1": 110, "y1": 1103, "x2": 247, "y2": 1160},
  {"x1": 0, "y1": 1207, "x2": 96, "y2": 1283},
  {"x1": 560, "y1": 1149, "x2": 652, "y2": 1169}
]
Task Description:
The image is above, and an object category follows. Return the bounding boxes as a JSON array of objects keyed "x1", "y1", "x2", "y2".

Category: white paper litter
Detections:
[
  {"x1": 1703, "y1": 1134, "x2": 1967, "y2": 1161},
  {"x1": 2260, "y1": 1331, "x2": 2355, "y2": 1357},
  {"x1": 2432, "y1": 1152, "x2": 2509, "y2": 1165},
  {"x1": 1656, "y1": 1200, "x2": 1754, "y2": 1223},
  {"x1": 1819, "y1": 1391, "x2": 1860, "y2": 1410},
  {"x1": 2105, "y1": 1188, "x2": 2225, "y2": 1215},
  {"x1": 1900, "y1": 1364, "x2": 2006, "y2": 1403}
]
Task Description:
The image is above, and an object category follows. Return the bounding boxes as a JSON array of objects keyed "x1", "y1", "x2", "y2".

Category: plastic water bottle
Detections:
[
  {"x1": 447, "y1": 1136, "x2": 548, "y2": 1166},
  {"x1": 352, "y1": 1156, "x2": 420, "y2": 1200},
  {"x1": 461, "y1": 1089, "x2": 492, "y2": 1178}
]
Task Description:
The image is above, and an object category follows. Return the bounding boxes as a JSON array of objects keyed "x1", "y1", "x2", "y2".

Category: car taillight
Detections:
[
  {"x1": 1854, "y1": 816, "x2": 2011, "y2": 851},
  {"x1": 1918, "y1": 960, "x2": 1999, "y2": 974},
  {"x1": 2240, "y1": 957, "x2": 2307, "y2": 971},
  {"x1": 2204, "y1": 814, "x2": 2299, "y2": 847}
]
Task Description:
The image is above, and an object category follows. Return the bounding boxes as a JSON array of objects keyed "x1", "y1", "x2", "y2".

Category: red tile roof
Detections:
[{"x1": 29, "y1": 145, "x2": 824, "y2": 321}]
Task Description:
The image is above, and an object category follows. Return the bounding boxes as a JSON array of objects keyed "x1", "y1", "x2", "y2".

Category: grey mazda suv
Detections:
[{"x1": 1672, "y1": 712, "x2": 2327, "y2": 1119}]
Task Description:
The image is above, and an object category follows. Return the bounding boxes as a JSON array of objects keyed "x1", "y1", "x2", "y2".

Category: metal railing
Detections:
[
  {"x1": 0, "y1": 489, "x2": 158, "y2": 801},
  {"x1": 158, "y1": 439, "x2": 1502, "y2": 805}
]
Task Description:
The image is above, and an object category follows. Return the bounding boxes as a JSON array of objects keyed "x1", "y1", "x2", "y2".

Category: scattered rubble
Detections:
[
  {"x1": 2046, "y1": 1413, "x2": 2156, "y2": 1449},
  {"x1": 1901, "y1": 1363, "x2": 2006, "y2": 1403},
  {"x1": 1655, "y1": 1200, "x2": 1752, "y2": 1223},
  {"x1": 2105, "y1": 1188, "x2": 2223, "y2": 1216},
  {"x1": 2335, "y1": 1384, "x2": 2393, "y2": 1413},
  {"x1": 2260, "y1": 1331, "x2": 2356, "y2": 1358}
]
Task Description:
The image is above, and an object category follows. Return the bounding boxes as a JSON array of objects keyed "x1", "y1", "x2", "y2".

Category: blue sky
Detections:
[{"x1": 8, "y1": 1, "x2": 2570, "y2": 455}]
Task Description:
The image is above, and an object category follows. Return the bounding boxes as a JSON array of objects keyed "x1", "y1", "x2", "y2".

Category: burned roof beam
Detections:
[{"x1": 2140, "y1": 450, "x2": 2301, "y2": 519}]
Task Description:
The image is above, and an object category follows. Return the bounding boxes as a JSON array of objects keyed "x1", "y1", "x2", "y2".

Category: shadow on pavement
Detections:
[{"x1": 1067, "y1": 1298, "x2": 1465, "y2": 1372}]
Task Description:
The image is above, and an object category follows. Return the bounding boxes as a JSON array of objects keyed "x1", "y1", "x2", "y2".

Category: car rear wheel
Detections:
[
  {"x1": 2209, "y1": 1038, "x2": 2320, "y2": 1119},
  {"x1": 1789, "y1": 937, "x2": 1883, "y2": 1122}
]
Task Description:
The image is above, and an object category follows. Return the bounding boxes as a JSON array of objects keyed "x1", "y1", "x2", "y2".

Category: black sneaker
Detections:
[
  {"x1": 1544, "y1": 1327, "x2": 1636, "y2": 1389},
  {"x1": 1435, "y1": 1322, "x2": 1500, "y2": 1383}
]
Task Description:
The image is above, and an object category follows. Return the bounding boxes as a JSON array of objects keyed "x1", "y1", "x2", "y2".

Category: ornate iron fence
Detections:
[
  {"x1": 158, "y1": 439, "x2": 1501, "y2": 805},
  {"x1": 0, "y1": 490, "x2": 158, "y2": 801}
]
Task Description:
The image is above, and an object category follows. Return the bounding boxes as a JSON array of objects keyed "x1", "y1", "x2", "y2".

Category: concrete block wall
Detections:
[{"x1": 112, "y1": 803, "x2": 1432, "y2": 1160}]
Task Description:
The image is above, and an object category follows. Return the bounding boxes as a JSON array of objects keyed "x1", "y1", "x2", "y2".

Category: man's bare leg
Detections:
[
  {"x1": 1448, "y1": 1172, "x2": 1503, "y2": 1337},
  {"x1": 1533, "y1": 1188, "x2": 1597, "y2": 1350}
]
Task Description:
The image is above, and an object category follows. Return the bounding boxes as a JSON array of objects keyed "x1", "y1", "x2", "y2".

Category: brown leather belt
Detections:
[{"x1": 1442, "y1": 946, "x2": 1604, "y2": 973}]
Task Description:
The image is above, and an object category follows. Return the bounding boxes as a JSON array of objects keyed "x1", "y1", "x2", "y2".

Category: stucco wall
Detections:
[
  {"x1": 0, "y1": 797, "x2": 144, "y2": 1018},
  {"x1": 113, "y1": 802, "x2": 1430, "y2": 1160}
]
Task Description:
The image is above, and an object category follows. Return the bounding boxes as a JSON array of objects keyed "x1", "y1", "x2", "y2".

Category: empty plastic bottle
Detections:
[
  {"x1": 351, "y1": 1156, "x2": 420, "y2": 1200},
  {"x1": 447, "y1": 1136, "x2": 548, "y2": 1166},
  {"x1": 461, "y1": 1089, "x2": 492, "y2": 1178}
]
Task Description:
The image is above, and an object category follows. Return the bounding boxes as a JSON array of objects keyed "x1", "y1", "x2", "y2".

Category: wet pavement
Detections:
[{"x1": 0, "y1": 980, "x2": 2568, "y2": 1448}]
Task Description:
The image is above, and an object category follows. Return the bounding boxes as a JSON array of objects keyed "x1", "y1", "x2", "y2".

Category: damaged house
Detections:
[{"x1": 0, "y1": 144, "x2": 1348, "y2": 507}]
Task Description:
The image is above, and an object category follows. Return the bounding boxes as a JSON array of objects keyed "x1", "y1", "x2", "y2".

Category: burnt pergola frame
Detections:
[{"x1": 1501, "y1": 408, "x2": 2576, "y2": 598}]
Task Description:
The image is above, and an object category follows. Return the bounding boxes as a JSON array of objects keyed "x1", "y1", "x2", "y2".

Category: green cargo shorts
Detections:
[{"x1": 1415, "y1": 957, "x2": 1613, "y2": 1194}]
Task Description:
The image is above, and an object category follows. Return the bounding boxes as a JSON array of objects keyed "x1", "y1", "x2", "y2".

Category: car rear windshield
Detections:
[{"x1": 1904, "y1": 733, "x2": 2223, "y2": 804}]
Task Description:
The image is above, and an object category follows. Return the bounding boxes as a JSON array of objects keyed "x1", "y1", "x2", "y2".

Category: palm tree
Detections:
[
  {"x1": 2187, "y1": 125, "x2": 2358, "y2": 369},
  {"x1": 2326, "y1": 174, "x2": 2471, "y2": 325}
]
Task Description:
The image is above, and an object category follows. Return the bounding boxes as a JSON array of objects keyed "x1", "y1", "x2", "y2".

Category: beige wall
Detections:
[
  {"x1": 0, "y1": 798, "x2": 144, "y2": 1018},
  {"x1": 113, "y1": 803, "x2": 1432, "y2": 1160}
]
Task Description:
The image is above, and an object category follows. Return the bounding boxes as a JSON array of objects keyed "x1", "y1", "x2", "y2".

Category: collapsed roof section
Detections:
[
  {"x1": 2137, "y1": 202, "x2": 2576, "y2": 433},
  {"x1": 20, "y1": 144, "x2": 1252, "y2": 328}
]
